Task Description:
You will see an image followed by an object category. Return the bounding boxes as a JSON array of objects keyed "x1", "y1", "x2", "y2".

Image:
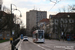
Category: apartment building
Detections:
[
  {"x1": 26, "y1": 10, "x2": 47, "y2": 36},
  {"x1": 49, "y1": 13, "x2": 75, "y2": 39}
]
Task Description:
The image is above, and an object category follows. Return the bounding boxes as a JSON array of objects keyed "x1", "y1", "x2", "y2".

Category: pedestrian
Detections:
[{"x1": 10, "y1": 37, "x2": 13, "y2": 44}]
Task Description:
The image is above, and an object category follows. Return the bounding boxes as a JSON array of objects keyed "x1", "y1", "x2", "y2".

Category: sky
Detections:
[{"x1": 3, "y1": 0, "x2": 75, "y2": 28}]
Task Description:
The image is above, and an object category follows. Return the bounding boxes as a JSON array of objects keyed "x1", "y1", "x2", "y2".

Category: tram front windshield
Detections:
[{"x1": 38, "y1": 31, "x2": 43, "y2": 39}]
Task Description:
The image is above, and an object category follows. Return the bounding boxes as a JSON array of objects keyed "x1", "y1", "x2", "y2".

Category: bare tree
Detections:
[
  {"x1": 63, "y1": 7, "x2": 66, "y2": 12},
  {"x1": 58, "y1": 8, "x2": 61, "y2": 12},
  {"x1": 58, "y1": 5, "x2": 75, "y2": 12},
  {"x1": 68, "y1": 5, "x2": 75, "y2": 12}
]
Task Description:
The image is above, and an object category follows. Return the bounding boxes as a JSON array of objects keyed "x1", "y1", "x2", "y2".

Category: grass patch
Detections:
[{"x1": 0, "y1": 40, "x2": 9, "y2": 43}]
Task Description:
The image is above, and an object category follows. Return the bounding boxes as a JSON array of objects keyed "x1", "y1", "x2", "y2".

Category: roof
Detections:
[
  {"x1": 49, "y1": 15, "x2": 55, "y2": 18},
  {"x1": 39, "y1": 18, "x2": 49, "y2": 23},
  {"x1": 52, "y1": 12, "x2": 75, "y2": 18}
]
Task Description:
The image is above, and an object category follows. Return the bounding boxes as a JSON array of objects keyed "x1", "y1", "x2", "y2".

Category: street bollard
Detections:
[{"x1": 12, "y1": 44, "x2": 14, "y2": 50}]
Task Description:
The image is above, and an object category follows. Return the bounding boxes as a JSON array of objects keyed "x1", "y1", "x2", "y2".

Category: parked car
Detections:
[{"x1": 23, "y1": 36, "x2": 28, "y2": 41}]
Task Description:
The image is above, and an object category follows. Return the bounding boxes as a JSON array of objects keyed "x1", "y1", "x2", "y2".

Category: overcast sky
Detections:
[{"x1": 3, "y1": 0, "x2": 75, "y2": 27}]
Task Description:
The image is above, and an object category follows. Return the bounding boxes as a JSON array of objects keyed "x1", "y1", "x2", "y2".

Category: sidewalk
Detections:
[
  {"x1": 0, "y1": 41, "x2": 11, "y2": 50},
  {"x1": 0, "y1": 38, "x2": 22, "y2": 50}
]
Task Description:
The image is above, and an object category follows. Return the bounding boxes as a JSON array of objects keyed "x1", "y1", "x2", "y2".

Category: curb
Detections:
[{"x1": 16, "y1": 39, "x2": 22, "y2": 50}]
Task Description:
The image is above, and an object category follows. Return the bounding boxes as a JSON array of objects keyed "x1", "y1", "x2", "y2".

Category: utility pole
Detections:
[
  {"x1": 10, "y1": 4, "x2": 14, "y2": 50},
  {"x1": 10, "y1": 4, "x2": 12, "y2": 36},
  {"x1": 10, "y1": 4, "x2": 22, "y2": 50}
]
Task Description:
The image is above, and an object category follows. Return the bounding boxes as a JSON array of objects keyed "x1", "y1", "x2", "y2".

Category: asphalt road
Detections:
[
  {"x1": 21, "y1": 41, "x2": 44, "y2": 50},
  {"x1": 28, "y1": 37, "x2": 75, "y2": 50}
]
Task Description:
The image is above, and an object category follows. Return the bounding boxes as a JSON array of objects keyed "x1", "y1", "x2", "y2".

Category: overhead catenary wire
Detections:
[
  {"x1": 49, "y1": 0, "x2": 61, "y2": 11},
  {"x1": 49, "y1": 3, "x2": 56, "y2": 11}
]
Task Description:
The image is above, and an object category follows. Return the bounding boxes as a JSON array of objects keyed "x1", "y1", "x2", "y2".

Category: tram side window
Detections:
[{"x1": 33, "y1": 34, "x2": 36, "y2": 38}]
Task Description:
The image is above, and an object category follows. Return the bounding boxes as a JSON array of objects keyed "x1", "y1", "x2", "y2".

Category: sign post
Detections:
[{"x1": 12, "y1": 30, "x2": 14, "y2": 35}]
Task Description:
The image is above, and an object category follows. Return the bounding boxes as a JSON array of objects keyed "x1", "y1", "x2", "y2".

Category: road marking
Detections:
[
  {"x1": 29, "y1": 38, "x2": 52, "y2": 50},
  {"x1": 29, "y1": 41, "x2": 51, "y2": 50}
]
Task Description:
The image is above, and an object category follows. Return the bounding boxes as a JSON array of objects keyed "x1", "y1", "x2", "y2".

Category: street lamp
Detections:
[
  {"x1": 10, "y1": 4, "x2": 22, "y2": 50},
  {"x1": 16, "y1": 9, "x2": 22, "y2": 17},
  {"x1": 13, "y1": 9, "x2": 22, "y2": 40},
  {"x1": 10, "y1": 3, "x2": 22, "y2": 37},
  {"x1": 11, "y1": 4, "x2": 17, "y2": 9},
  {"x1": 11, "y1": 4, "x2": 22, "y2": 17},
  {"x1": 13, "y1": 9, "x2": 22, "y2": 17}
]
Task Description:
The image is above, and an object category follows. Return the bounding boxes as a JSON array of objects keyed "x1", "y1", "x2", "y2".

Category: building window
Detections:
[
  {"x1": 55, "y1": 27, "x2": 57, "y2": 29},
  {"x1": 54, "y1": 19, "x2": 58, "y2": 24},
  {"x1": 65, "y1": 19, "x2": 68, "y2": 23},
  {"x1": 55, "y1": 19, "x2": 58, "y2": 22},
  {"x1": 61, "y1": 18, "x2": 63, "y2": 21},
  {"x1": 7, "y1": 34, "x2": 9, "y2": 36},
  {"x1": 55, "y1": 29, "x2": 58, "y2": 33},
  {"x1": 0, "y1": 34, "x2": 2, "y2": 37},
  {"x1": 63, "y1": 24, "x2": 67, "y2": 27},
  {"x1": 37, "y1": 14, "x2": 38, "y2": 16},
  {"x1": 61, "y1": 18, "x2": 64, "y2": 23},
  {"x1": 69, "y1": 19, "x2": 74, "y2": 23}
]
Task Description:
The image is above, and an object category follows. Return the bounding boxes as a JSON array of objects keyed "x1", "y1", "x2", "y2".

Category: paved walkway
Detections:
[{"x1": 0, "y1": 41, "x2": 11, "y2": 50}]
